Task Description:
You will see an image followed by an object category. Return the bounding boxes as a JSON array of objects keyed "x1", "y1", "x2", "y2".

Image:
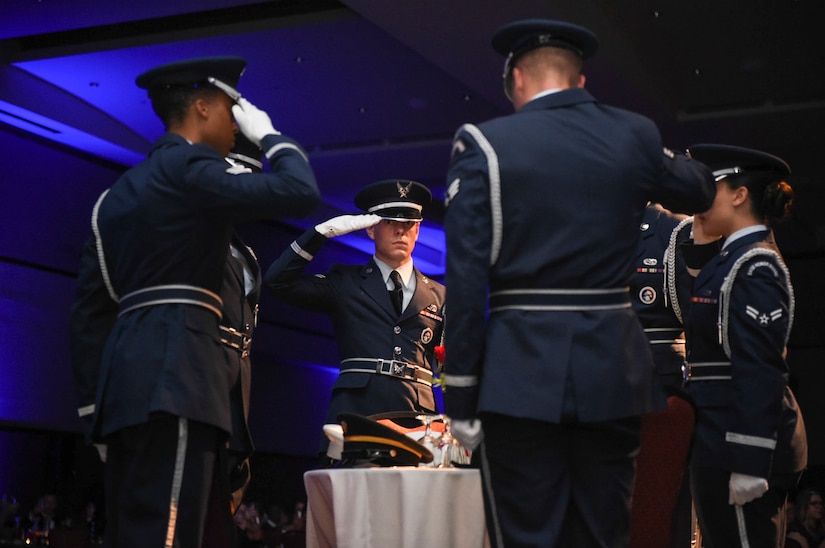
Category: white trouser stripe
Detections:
[
  {"x1": 735, "y1": 504, "x2": 751, "y2": 548},
  {"x1": 165, "y1": 418, "x2": 188, "y2": 548},
  {"x1": 480, "y1": 441, "x2": 505, "y2": 548}
]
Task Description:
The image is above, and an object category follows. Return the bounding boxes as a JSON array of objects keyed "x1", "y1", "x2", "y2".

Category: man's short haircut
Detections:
[
  {"x1": 149, "y1": 84, "x2": 221, "y2": 130},
  {"x1": 518, "y1": 47, "x2": 583, "y2": 88}
]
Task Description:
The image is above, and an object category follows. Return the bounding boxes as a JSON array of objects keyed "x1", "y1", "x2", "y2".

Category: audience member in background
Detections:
[
  {"x1": 232, "y1": 501, "x2": 265, "y2": 547},
  {"x1": 82, "y1": 500, "x2": 104, "y2": 545},
  {"x1": 786, "y1": 488, "x2": 825, "y2": 548},
  {"x1": 26, "y1": 493, "x2": 59, "y2": 535},
  {"x1": 262, "y1": 502, "x2": 290, "y2": 533},
  {"x1": 233, "y1": 499, "x2": 306, "y2": 548},
  {"x1": 1, "y1": 493, "x2": 22, "y2": 542}
]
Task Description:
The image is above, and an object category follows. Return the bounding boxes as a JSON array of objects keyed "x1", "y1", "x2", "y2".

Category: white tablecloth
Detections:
[{"x1": 304, "y1": 467, "x2": 490, "y2": 548}]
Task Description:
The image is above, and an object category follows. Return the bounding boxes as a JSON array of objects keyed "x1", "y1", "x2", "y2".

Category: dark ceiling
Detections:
[
  {"x1": 2, "y1": 0, "x2": 824, "y2": 269},
  {"x1": 2, "y1": 0, "x2": 824, "y2": 456}
]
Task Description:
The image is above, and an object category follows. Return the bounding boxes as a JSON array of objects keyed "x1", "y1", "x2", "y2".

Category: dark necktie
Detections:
[{"x1": 389, "y1": 270, "x2": 403, "y2": 315}]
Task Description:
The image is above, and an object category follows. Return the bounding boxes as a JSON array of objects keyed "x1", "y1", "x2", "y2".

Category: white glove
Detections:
[
  {"x1": 323, "y1": 424, "x2": 344, "y2": 461},
  {"x1": 315, "y1": 214, "x2": 381, "y2": 238},
  {"x1": 728, "y1": 472, "x2": 769, "y2": 505},
  {"x1": 451, "y1": 418, "x2": 484, "y2": 452},
  {"x1": 94, "y1": 443, "x2": 107, "y2": 463},
  {"x1": 231, "y1": 98, "x2": 279, "y2": 147}
]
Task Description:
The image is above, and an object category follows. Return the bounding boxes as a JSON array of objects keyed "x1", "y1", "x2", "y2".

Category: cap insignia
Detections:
[{"x1": 397, "y1": 181, "x2": 412, "y2": 198}]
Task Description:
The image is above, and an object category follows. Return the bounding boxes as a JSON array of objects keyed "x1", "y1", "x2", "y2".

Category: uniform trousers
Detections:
[
  {"x1": 479, "y1": 412, "x2": 641, "y2": 548},
  {"x1": 690, "y1": 466, "x2": 794, "y2": 548},
  {"x1": 103, "y1": 413, "x2": 231, "y2": 548}
]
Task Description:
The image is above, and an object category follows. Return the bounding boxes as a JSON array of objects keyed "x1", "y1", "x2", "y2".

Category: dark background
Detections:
[{"x1": 1, "y1": 0, "x2": 823, "y2": 522}]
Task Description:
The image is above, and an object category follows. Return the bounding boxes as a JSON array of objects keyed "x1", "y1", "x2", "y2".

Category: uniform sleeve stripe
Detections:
[
  {"x1": 443, "y1": 374, "x2": 479, "y2": 388},
  {"x1": 77, "y1": 404, "x2": 95, "y2": 417},
  {"x1": 458, "y1": 124, "x2": 502, "y2": 266},
  {"x1": 725, "y1": 432, "x2": 777, "y2": 450},
  {"x1": 265, "y1": 142, "x2": 309, "y2": 163},
  {"x1": 290, "y1": 240, "x2": 314, "y2": 261}
]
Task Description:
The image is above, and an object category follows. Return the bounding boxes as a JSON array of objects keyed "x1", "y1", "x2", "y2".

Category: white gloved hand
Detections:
[
  {"x1": 315, "y1": 214, "x2": 381, "y2": 238},
  {"x1": 323, "y1": 424, "x2": 344, "y2": 461},
  {"x1": 451, "y1": 418, "x2": 484, "y2": 452},
  {"x1": 728, "y1": 472, "x2": 769, "y2": 505},
  {"x1": 94, "y1": 443, "x2": 107, "y2": 463},
  {"x1": 231, "y1": 98, "x2": 279, "y2": 147}
]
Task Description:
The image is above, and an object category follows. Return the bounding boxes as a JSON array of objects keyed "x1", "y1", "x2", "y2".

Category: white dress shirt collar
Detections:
[
  {"x1": 373, "y1": 257, "x2": 414, "y2": 288},
  {"x1": 722, "y1": 224, "x2": 768, "y2": 250}
]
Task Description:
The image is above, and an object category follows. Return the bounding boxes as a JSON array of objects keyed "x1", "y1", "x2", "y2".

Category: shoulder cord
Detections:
[
  {"x1": 436, "y1": 304, "x2": 446, "y2": 377},
  {"x1": 91, "y1": 189, "x2": 119, "y2": 302},
  {"x1": 663, "y1": 216, "x2": 694, "y2": 324},
  {"x1": 456, "y1": 124, "x2": 502, "y2": 267},
  {"x1": 718, "y1": 248, "x2": 794, "y2": 358}
]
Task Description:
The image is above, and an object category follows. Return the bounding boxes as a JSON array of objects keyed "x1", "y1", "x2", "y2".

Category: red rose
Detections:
[{"x1": 434, "y1": 345, "x2": 446, "y2": 364}]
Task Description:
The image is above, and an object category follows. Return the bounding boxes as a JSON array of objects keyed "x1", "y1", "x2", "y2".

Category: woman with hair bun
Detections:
[{"x1": 681, "y1": 144, "x2": 808, "y2": 547}]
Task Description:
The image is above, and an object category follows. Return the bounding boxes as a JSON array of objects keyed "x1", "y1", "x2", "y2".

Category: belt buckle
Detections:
[
  {"x1": 390, "y1": 360, "x2": 408, "y2": 378},
  {"x1": 681, "y1": 363, "x2": 690, "y2": 385}
]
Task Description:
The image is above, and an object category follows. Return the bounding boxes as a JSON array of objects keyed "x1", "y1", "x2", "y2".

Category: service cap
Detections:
[
  {"x1": 228, "y1": 132, "x2": 263, "y2": 173},
  {"x1": 688, "y1": 144, "x2": 791, "y2": 182},
  {"x1": 354, "y1": 179, "x2": 432, "y2": 222},
  {"x1": 492, "y1": 19, "x2": 598, "y2": 78},
  {"x1": 338, "y1": 412, "x2": 433, "y2": 466},
  {"x1": 135, "y1": 56, "x2": 247, "y2": 95}
]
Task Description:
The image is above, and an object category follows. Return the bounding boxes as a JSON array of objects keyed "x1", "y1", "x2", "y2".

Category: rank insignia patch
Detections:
[{"x1": 745, "y1": 306, "x2": 782, "y2": 326}]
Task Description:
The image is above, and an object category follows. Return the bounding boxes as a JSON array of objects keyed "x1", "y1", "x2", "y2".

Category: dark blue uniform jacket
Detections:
[
  {"x1": 630, "y1": 204, "x2": 692, "y2": 385},
  {"x1": 265, "y1": 229, "x2": 446, "y2": 424},
  {"x1": 443, "y1": 88, "x2": 716, "y2": 423},
  {"x1": 685, "y1": 229, "x2": 807, "y2": 478},
  {"x1": 71, "y1": 132, "x2": 318, "y2": 440}
]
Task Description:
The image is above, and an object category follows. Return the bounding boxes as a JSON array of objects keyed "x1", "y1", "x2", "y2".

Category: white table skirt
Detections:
[{"x1": 304, "y1": 467, "x2": 490, "y2": 548}]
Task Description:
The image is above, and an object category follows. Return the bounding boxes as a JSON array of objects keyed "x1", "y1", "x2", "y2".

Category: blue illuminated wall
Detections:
[{"x1": 0, "y1": 128, "x2": 120, "y2": 434}]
